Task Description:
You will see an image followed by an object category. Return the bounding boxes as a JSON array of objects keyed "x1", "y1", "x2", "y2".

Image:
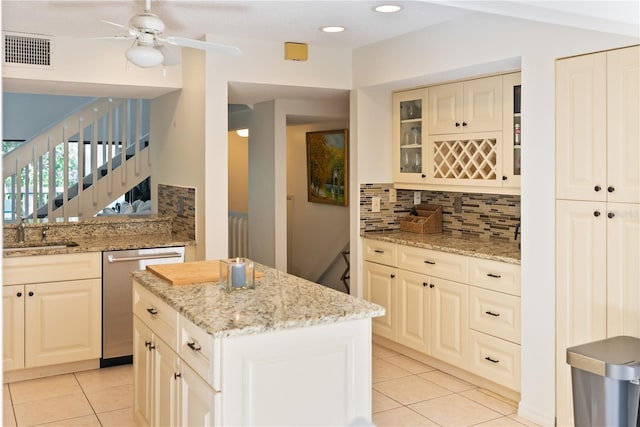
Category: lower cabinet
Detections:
[
  {"x1": 363, "y1": 238, "x2": 521, "y2": 393},
  {"x1": 3, "y1": 253, "x2": 102, "y2": 373}
]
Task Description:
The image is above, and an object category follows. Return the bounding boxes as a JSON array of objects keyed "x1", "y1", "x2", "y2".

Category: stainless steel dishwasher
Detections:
[{"x1": 101, "y1": 246, "x2": 185, "y2": 367}]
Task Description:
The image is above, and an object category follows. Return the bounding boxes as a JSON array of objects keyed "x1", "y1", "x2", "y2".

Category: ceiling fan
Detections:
[{"x1": 103, "y1": 0, "x2": 242, "y2": 68}]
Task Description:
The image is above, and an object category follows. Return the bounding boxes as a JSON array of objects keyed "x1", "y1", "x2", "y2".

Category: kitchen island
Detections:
[{"x1": 131, "y1": 262, "x2": 384, "y2": 427}]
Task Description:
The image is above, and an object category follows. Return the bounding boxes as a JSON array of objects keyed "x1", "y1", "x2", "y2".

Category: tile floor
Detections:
[{"x1": 2, "y1": 345, "x2": 540, "y2": 426}]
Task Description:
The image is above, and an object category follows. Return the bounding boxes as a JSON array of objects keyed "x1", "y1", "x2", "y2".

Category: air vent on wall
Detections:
[{"x1": 3, "y1": 32, "x2": 54, "y2": 68}]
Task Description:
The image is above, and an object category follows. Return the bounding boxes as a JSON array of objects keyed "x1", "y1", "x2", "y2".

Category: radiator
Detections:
[{"x1": 228, "y1": 214, "x2": 248, "y2": 258}]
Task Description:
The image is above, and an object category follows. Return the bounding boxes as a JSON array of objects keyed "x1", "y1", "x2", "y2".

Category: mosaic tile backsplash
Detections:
[
  {"x1": 360, "y1": 183, "x2": 521, "y2": 241},
  {"x1": 158, "y1": 184, "x2": 196, "y2": 240}
]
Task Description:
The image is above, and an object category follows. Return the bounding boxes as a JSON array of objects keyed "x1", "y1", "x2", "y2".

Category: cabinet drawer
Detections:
[
  {"x1": 3, "y1": 253, "x2": 101, "y2": 285},
  {"x1": 469, "y1": 258, "x2": 520, "y2": 296},
  {"x1": 364, "y1": 239, "x2": 397, "y2": 267},
  {"x1": 179, "y1": 314, "x2": 221, "y2": 391},
  {"x1": 468, "y1": 330, "x2": 520, "y2": 391},
  {"x1": 398, "y1": 245, "x2": 468, "y2": 283},
  {"x1": 133, "y1": 282, "x2": 178, "y2": 351},
  {"x1": 469, "y1": 287, "x2": 520, "y2": 344}
]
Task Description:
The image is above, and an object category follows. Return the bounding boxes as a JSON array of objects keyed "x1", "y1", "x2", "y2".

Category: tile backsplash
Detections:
[
  {"x1": 158, "y1": 184, "x2": 196, "y2": 240},
  {"x1": 360, "y1": 183, "x2": 520, "y2": 241}
]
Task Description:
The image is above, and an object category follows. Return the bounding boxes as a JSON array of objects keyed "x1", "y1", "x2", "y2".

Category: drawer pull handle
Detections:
[
  {"x1": 487, "y1": 273, "x2": 501, "y2": 279},
  {"x1": 146, "y1": 308, "x2": 158, "y2": 315},
  {"x1": 485, "y1": 311, "x2": 500, "y2": 317},
  {"x1": 374, "y1": 249, "x2": 385, "y2": 254},
  {"x1": 187, "y1": 342, "x2": 202, "y2": 352},
  {"x1": 485, "y1": 356, "x2": 499, "y2": 364},
  {"x1": 424, "y1": 260, "x2": 436, "y2": 265}
]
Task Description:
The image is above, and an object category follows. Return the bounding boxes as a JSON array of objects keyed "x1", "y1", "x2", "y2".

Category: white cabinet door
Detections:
[
  {"x1": 24, "y1": 278, "x2": 101, "y2": 367},
  {"x1": 606, "y1": 203, "x2": 640, "y2": 337},
  {"x1": 429, "y1": 77, "x2": 502, "y2": 135},
  {"x1": 556, "y1": 52, "x2": 607, "y2": 201},
  {"x1": 555, "y1": 200, "x2": 608, "y2": 427},
  {"x1": 393, "y1": 88, "x2": 429, "y2": 184},
  {"x1": 3, "y1": 285, "x2": 25, "y2": 371},
  {"x1": 463, "y1": 76, "x2": 503, "y2": 133},
  {"x1": 502, "y1": 72, "x2": 521, "y2": 188},
  {"x1": 134, "y1": 317, "x2": 154, "y2": 427},
  {"x1": 179, "y1": 362, "x2": 218, "y2": 427},
  {"x1": 429, "y1": 278, "x2": 468, "y2": 369},
  {"x1": 396, "y1": 270, "x2": 429, "y2": 353},
  {"x1": 607, "y1": 46, "x2": 640, "y2": 204},
  {"x1": 154, "y1": 337, "x2": 179, "y2": 427},
  {"x1": 363, "y1": 261, "x2": 397, "y2": 340}
]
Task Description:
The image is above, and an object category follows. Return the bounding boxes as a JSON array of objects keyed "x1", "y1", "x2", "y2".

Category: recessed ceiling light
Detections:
[
  {"x1": 321, "y1": 26, "x2": 345, "y2": 33},
  {"x1": 374, "y1": 4, "x2": 402, "y2": 13}
]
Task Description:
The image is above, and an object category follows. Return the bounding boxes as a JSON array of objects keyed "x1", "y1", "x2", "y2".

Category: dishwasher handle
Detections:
[{"x1": 107, "y1": 252, "x2": 184, "y2": 263}]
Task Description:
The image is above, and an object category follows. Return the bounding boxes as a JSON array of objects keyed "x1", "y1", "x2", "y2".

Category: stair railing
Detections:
[{"x1": 3, "y1": 97, "x2": 149, "y2": 221}]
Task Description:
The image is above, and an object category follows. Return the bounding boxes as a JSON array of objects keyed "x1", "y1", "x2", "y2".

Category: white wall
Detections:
[{"x1": 351, "y1": 12, "x2": 638, "y2": 426}]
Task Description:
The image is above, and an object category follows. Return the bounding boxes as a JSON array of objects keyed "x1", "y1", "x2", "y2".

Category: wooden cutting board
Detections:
[{"x1": 146, "y1": 260, "x2": 263, "y2": 285}]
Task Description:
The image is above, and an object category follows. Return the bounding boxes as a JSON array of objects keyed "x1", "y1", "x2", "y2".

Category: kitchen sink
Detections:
[{"x1": 3, "y1": 241, "x2": 80, "y2": 252}]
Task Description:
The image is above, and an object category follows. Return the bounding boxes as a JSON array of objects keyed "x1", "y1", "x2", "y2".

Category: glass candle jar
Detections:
[{"x1": 220, "y1": 257, "x2": 255, "y2": 290}]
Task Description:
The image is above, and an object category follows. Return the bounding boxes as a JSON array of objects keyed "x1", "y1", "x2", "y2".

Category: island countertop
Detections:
[
  {"x1": 131, "y1": 263, "x2": 385, "y2": 339},
  {"x1": 362, "y1": 230, "x2": 520, "y2": 264}
]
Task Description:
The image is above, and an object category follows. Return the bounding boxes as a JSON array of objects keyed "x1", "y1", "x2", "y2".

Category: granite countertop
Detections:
[
  {"x1": 3, "y1": 233, "x2": 194, "y2": 257},
  {"x1": 131, "y1": 264, "x2": 385, "y2": 339},
  {"x1": 362, "y1": 231, "x2": 521, "y2": 264}
]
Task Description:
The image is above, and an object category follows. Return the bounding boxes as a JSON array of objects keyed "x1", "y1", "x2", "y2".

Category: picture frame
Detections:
[{"x1": 306, "y1": 129, "x2": 349, "y2": 206}]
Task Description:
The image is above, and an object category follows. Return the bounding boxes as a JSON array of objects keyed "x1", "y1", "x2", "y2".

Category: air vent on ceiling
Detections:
[{"x1": 3, "y1": 32, "x2": 54, "y2": 68}]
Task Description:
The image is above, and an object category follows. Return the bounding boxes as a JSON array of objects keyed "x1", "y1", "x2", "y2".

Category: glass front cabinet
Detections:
[
  {"x1": 392, "y1": 72, "x2": 521, "y2": 193},
  {"x1": 392, "y1": 88, "x2": 428, "y2": 184}
]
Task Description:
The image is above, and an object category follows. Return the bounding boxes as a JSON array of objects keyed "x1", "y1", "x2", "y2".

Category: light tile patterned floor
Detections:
[{"x1": 3, "y1": 347, "x2": 540, "y2": 426}]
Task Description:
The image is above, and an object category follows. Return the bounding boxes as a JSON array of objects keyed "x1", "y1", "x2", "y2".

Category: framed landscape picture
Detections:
[{"x1": 306, "y1": 129, "x2": 348, "y2": 206}]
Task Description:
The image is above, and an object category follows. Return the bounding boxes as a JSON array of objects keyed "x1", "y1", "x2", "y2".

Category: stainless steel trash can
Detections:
[{"x1": 567, "y1": 336, "x2": 640, "y2": 427}]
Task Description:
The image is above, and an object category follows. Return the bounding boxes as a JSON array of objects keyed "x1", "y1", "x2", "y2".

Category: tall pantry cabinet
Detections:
[{"x1": 555, "y1": 45, "x2": 640, "y2": 427}]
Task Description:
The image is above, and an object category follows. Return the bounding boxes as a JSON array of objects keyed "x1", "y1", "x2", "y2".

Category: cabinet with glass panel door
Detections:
[
  {"x1": 502, "y1": 72, "x2": 521, "y2": 188},
  {"x1": 392, "y1": 88, "x2": 428, "y2": 184}
]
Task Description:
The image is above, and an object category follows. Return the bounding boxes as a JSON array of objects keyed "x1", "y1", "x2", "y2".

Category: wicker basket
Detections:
[{"x1": 399, "y1": 204, "x2": 442, "y2": 234}]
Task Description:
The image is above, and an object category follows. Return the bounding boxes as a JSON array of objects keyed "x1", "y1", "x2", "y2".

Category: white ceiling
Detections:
[{"x1": 2, "y1": 1, "x2": 638, "y2": 50}]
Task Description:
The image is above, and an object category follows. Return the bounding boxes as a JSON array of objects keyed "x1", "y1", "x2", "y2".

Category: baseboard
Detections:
[
  {"x1": 518, "y1": 401, "x2": 556, "y2": 427},
  {"x1": 3, "y1": 359, "x2": 100, "y2": 383}
]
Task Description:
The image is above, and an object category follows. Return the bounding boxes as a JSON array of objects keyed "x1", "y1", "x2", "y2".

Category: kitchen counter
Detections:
[
  {"x1": 362, "y1": 230, "x2": 520, "y2": 264},
  {"x1": 131, "y1": 263, "x2": 384, "y2": 338}
]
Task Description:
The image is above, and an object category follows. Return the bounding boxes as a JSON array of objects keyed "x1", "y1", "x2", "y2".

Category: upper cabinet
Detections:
[
  {"x1": 556, "y1": 46, "x2": 639, "y2": 203},
  {"x1": 392, "y1": 88, "x2": 428, "y2": 184},
  {"x1": 428, "y1": 76, "x2": 502, "y2": 135},
  {"x1": 393, "y1": 73, "x2": 521, "y2": 193}
]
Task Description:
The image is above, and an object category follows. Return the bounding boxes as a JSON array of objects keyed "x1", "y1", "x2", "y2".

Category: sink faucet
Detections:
[
  {"x1": 16, "y1": 218, "x2": 26, "y2": 243},
  {"x1": 42, "y1": 225, "x2": 49, "y2": 242}
]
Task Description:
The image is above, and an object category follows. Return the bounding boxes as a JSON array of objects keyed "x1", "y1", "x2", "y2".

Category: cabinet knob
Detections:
[
  {"x1": 502, "y1": 176, "x2": 508, "y2": 181},
  {"x1": 144, "y1": 341, "x2": 151, "y2": 348},
  {"x1": 455, "y1": 122, "x2": 461, "y2": 127},
  {"x1": 148, "y1": 345, "x2": 156, "y2": 351},
  {"x1": 429, "y1": 284, "x2": 435, "y2": 288},
  {"x1": 390, "y1": 274, "x2": 395, "y2": 278},
  {"x1": 421, "y1": 174, "x2": 426, "y2": 179},
  {"x1": 16, "y1": 292, "x2": 22, "y2": 297},
  {"x1": 28, "y1": 291, "x2": 34, "y2": 297},
  {"x1": 462, "y1": 122, "x2": 468, "y2": 127},
  {"x1": 594, "y1": 185, "x2": 601, "y2": 192},
  {"x1": 594, "y1": 211, "x2": 601, "y2": 217},
  {"x1": 422, "y1": 282, "x2": 428, "y2": 287},
  {"x1": 607, "y1": 186, "x2": 615, "y2": 193},
  {"x1": 174, "y1": 373, "x2": 182, "y2": 379},
  {"x1": 608, "y1": 212, "x2": 615, "y2": 219}
]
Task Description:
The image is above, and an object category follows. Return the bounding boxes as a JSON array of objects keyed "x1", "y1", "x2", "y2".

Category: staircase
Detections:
[{"x1": 3, "y1": 98, "x2": 151, "y2": 220}]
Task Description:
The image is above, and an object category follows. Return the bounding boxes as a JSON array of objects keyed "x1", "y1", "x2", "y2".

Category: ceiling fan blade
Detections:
[
  {"x1": 101, "y1": 19, "x2": 128, "y2": 29},
  {"x1": 156, "y1": 45, "x2": 180, "y2": 66},
  {"x1": 164, "y1": 36, "x2": 242, "y2": 56}
]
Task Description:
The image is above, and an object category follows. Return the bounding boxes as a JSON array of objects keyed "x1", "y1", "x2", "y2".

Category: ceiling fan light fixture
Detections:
[
  {"x1": 126, "y1": 44, "x2": 164, "y2": 68},
  {"x1": 321, "y1": 26, "x2": 345, "y2": 33},
  {"x1": 374, "y1": 4, "x2": 402, "y2": 13}
]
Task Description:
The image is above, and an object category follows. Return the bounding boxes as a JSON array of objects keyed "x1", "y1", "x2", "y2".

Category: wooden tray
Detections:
[{"x1": 147, "y1": 260, "x2": 263, "y2": 285}]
